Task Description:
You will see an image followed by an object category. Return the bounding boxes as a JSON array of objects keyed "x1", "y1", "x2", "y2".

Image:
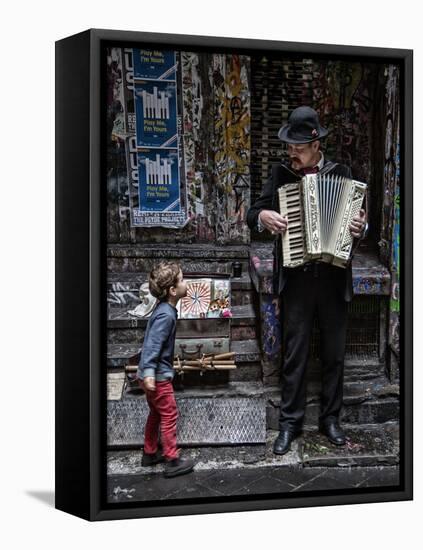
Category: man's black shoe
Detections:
[
  {"x1": 163, "y1": 456, "x2": 195, "y2": 478},
  {"x1": 319, "y1": 419, "x2": 347, "y2": 445},
  {"x1": 273, "y1": 427, "x2": 302, "y2": 455},
  {"x1": 141, "y1": 449, "x2": 165, "y2": 466}
]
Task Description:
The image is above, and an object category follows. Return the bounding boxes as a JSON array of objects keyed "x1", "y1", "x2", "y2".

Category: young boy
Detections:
[{"x1": 137, "y1": 261, "x2": 195, "y2": 478}]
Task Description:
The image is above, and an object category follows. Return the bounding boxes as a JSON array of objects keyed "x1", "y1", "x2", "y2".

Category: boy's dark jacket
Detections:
[
  {"x1": 137, "y1": 300, "x2": 178, "y2": 381},
  {"x1": 246, "y1": 159, "x2": 366, "y2": 302}
]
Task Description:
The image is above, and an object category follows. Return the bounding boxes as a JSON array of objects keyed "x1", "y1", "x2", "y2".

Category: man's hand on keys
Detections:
[{"x1": 259, "y1": 210, "x2": 288, "y2": 235}]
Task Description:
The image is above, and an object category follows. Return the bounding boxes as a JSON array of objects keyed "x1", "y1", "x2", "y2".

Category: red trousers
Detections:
[{"x1": 138, "y1": 379, "x2": 179, "y2": 460}]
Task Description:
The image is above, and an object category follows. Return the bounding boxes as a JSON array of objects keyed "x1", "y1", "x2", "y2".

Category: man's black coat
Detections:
[{"x1": 246, "y1": 159, "x2": 363, "y2": 302}]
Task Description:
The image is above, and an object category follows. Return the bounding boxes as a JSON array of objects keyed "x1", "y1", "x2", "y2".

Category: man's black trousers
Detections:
[{"x1": 279, "y1": 261, "x2": 348, "y2": 431}]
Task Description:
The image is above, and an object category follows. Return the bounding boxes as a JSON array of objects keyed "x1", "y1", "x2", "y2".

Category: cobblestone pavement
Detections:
[
  {"x1": 107, "y1": 425, "x2": 400, "y2": 504},
  {"x1": 108, "y1": 464, "x2": 400, "y2": 503}
]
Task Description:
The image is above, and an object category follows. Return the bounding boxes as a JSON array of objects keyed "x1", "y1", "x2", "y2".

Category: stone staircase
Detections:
[{"x1": 106, "y1": 242, "x2": 399, "y2": 473}]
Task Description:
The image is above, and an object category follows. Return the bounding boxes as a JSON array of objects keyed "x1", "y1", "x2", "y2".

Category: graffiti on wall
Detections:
[
  {"x1": 106, "y1": 48, "x2": 132, "y2": 243},
  {"x1": 250, "y1": 58, "x2": 378, "y2": 213},
  {"x1": 312, "y1": 61, "x2": 375, "y2": 184},
  {"x1": 211, "y1": 54, "x2": 251, "y2": 244},
  {"x1": 106, "y1": 47, "x2": 252, "y2": 244},
  {"x1": 181, "y1": 52, "x2": 216, "y2": 241},
  {"x1": 381, "y1": 65, "x2": 401, "y2": 356}
]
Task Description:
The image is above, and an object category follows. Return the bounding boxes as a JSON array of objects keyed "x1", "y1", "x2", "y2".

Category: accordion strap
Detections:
[{"x1": 319, "y1": 161, "x2": 338, "y2": 174}]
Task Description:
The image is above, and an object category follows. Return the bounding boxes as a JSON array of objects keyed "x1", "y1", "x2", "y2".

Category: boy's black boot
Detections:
[
  {"x1": 163, "y1": 456, "x2": 195, "y2": 478},
  {"x1": 141, "y1": 449, "x2": 165, "y2": 466}
]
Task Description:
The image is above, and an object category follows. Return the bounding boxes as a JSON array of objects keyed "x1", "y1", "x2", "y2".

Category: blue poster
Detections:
[
  {"x1": 134, "y1": 80, "x2": 178, "y2": 148},
  {"x1": 138, "y1": 149, "x2": 180, "y2": 212},
  {"x1": 133, "y1": 49, "x2": 176, "y2": 81}
]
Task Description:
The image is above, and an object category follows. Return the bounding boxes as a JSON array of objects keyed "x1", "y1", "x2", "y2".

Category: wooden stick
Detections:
[
  {"x1": 202, "y1": 360, "x2": 236, "y2": 365},
  {"x1": 214, "y1": 352, "x2": 235, "y2": 360},
  {"x1": 174, "y1": 360, "x2": 235, "y2": 366},
  {"x1": 202, "y1": 352, "x2": 235, "y2": 360},
  {"x1": 205, "y1": 365, "x2": 237, "y2": 370},
  {"x1": 173, "y1": 361, "x2": 235, "y2": 366},
  {"x1": 173, "y1": 365, "x2": 201, "y2": 371},
  {"x1": 174, "y1": 365, "x2": 237, "y2": 371},
  {"x1": 176, "y1": 359, "x2": 235, "y2": 366},
  {"x1": 125, "y1": 361, "x2": 238, "y2": 373},
  {"x1": 126, "y1": 363, "x2": 236, "y2": 371}
]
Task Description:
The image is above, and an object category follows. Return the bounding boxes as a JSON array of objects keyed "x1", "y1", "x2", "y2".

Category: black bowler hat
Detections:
[{"x1": 278, "y1": 106, "x2": 329, "y2": 144}]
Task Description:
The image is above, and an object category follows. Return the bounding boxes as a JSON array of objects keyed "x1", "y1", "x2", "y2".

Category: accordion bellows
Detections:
[{"x1": 278, "y1": 174, "x2": 367, "y2": 269}]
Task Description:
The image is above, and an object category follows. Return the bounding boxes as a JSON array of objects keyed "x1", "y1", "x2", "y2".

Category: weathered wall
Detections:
[
  {"x1": 106, "y1": 48, "x2": 251, "y2": 245},
  {"x1": 106, "y1": 49, "x2": 401, "y2": 364},
  {"x1": 250, "y1": 58, "x2": 382, "y2": 240},
  {"x1": 108, "y1": 51, "x2": 399, "y2": 253},
  {"x1": 380, "y1": 66, "x2": 401, "y2": 359}
]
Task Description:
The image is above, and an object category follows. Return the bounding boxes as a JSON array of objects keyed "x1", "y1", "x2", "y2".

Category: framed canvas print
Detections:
[{"x1": 55, "y1": 28, "x2": 413, "y2": 521}]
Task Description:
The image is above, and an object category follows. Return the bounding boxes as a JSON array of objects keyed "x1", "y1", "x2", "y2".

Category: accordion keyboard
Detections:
[
  {"x1": 278, "y1": 183, "x2": 306, "y2": 267},
  {"x1": 278, "y1": 174, "x2": 367, "y2": 268}
]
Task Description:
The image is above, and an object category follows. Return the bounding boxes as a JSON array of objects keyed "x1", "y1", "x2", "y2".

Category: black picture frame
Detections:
[{"x1": 55, "y1": 28, "x2": 413, "y2": 521}]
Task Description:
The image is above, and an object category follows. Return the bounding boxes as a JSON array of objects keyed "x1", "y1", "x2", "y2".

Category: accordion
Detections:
[{"x1": 278, "y1": 174, "x2": 367, "y2": 269}]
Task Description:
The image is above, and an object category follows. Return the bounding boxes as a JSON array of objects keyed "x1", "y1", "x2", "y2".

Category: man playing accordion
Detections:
[{"x1": 247, "y1": 106, "x2": 367, "y2": 455}]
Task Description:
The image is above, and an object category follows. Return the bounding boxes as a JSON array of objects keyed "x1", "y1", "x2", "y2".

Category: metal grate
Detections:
[
  {"x1": 107, "y1": 397, "x2": 266, "y2": 446},
  {"x1": 311, "y1": 295, "x2": 380, "y2": 359}
]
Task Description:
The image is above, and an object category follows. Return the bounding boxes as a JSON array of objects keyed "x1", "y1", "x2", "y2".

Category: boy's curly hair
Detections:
[{"x1": 149, "y1": 261, "x2": 181, "y2": 301}]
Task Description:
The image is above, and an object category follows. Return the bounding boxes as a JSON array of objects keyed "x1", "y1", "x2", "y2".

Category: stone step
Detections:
[
  {"x1": 107, "y1": 378, "x2": 399, "y2": 447},
  {"x1": 249, "y1": 243, "x2": 391, "y2": 296},
  {"x1": 108, "y1": 340, "x2": 263, "y2": 383},
  {"x1": 107, "y1": 244, "x2": 392, "y2": 296},
  {"x1": 334, "y1": 358, "x2": 386, "y2": 380},
  {"x1": 107, "y1": 338, "x2": 387, "y2": 388},
  {"x1": 107, "y1": 270, "x2": 254, "y2": 292},
  {"x1": 107, "y1": 338, "x2": 261, "y2": 368},
  {"x1": 107, "y1": 243, "x2": 251, "y2": 274},
  {"x1": 106, "y1": 332, "x2": 385, "y2": 378},
  {"x1": 107, "y1": 271, "x2": 254, "y2": 309},
  {"x1": 108, "y1": 304, "x2": 260, "y2": 345},
  {"x1": 107, "y1": 302, "x2": 385, "y2": 370},
  {"x1": 107, "y1": 422, "x2": 399, "y2": 480},
  {"x1": 107, "y1": 386, "x2": 267, "y2": 447},
  {"x1": 107, "y1": 340, "x2": 386, "y2": 386},
  {"x1": 264, "y1": 381, "x2": 400, "y2": 428},
  {"x1": 107, "y1": 328, "x2": 260, "y2": 346},
  {"x1": 107, "y1": 303, "x2": 257, "y2": 329}
]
